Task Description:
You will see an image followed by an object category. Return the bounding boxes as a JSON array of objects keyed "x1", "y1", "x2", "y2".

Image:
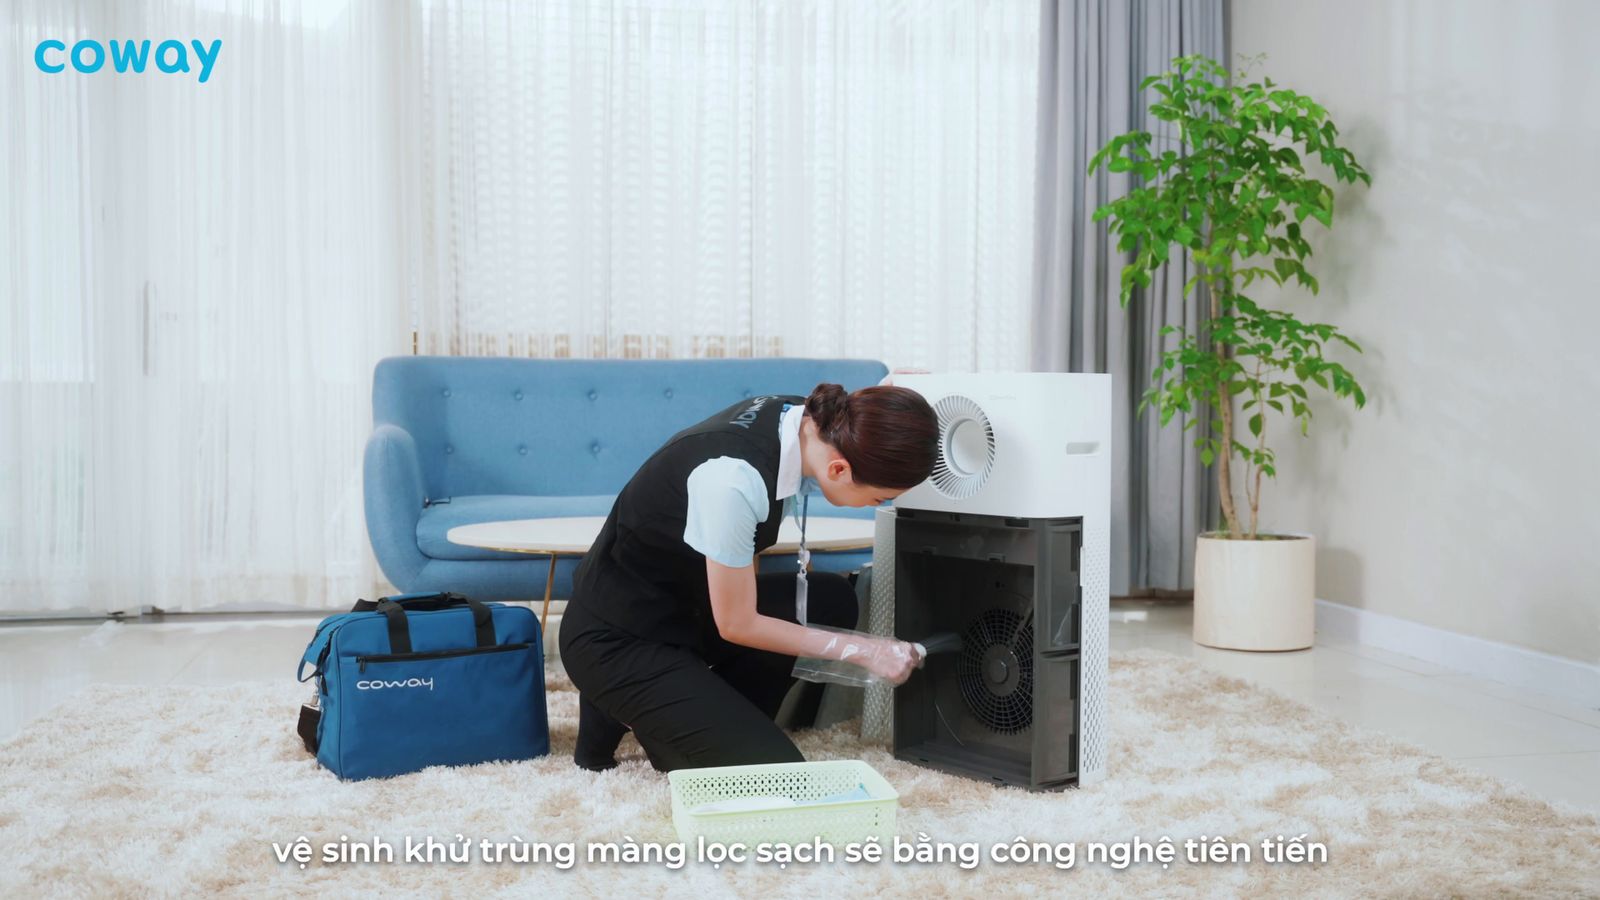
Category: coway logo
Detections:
[
  {"x1": 356, "y1": 677, "x2": 435, "y2": 692},
  {"x1": 728, "y1": 395, "x2": 771, "y2": 429},
  {"x1": 35, "y1": 39, "x2": 222, "y2": 84}
]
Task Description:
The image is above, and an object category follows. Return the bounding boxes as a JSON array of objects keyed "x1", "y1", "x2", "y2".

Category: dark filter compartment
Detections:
[{"x1": 892, "y1": 510, "x2": 1082, "y2": 790}]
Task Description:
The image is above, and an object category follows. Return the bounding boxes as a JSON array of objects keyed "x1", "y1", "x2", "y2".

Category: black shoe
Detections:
[
  {"x1": 574, "y1": 750, "x2": 620, "y2": 772},
  {"x1": 573, "y1": 693, "x2": 628, "y2": 772}
]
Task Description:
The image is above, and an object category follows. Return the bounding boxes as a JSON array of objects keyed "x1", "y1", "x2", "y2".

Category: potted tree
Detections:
[{"x1": 1088, "y1": 55, "x2": 1372, "y2": 651}]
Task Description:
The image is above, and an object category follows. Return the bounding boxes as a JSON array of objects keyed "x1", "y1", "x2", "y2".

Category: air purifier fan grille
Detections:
[
  {"x1": 929, "y1": 394, "x2": 995, "y2": 501},
  {"x1": 954, "y1": 607, "x2": 1034, "y2": 734}
]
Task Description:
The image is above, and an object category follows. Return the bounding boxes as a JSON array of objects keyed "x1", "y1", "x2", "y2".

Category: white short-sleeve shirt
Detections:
[{"x1": 681, "y1": 402, "x2": 812, "y2": 567}]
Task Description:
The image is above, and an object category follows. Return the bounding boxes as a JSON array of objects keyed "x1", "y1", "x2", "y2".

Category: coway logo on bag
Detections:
[
  {"x1": 34, "y1": 39, "x2": 223, "y2": 83},
  {"x1": 356, "y1": 677, "x2": 435, "y2": 692}
]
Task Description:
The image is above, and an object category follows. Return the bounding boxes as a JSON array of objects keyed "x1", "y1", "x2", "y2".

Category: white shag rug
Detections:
[{"x1": 3, "y1": 648, "x2": 1598, "y2": 898}]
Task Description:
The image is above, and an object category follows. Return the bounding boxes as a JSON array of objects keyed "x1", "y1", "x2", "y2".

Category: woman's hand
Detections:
[
  {"x1": 705, "y1": 561, "x2": 926, "y2": 686},
  {"x1": 859, "y1": 637, "x2": 922, "y2": 686}
]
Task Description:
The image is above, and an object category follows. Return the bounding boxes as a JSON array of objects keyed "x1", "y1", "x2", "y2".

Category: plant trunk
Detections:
[
  {"x1": 1249, "y1": 364, "x2": 1266, "y2": 540},
  {"x1": 1212, "y1": 286, "x2": 1243, "y2": 539},
  {"x1": 1250, "y1": 466, "x2": 1262, "y2": 539}
]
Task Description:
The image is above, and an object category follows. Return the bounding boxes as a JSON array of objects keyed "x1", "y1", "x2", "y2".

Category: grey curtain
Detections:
[{"x1": 1030, "y1": 0, "x2": 1227, "y2": 595}]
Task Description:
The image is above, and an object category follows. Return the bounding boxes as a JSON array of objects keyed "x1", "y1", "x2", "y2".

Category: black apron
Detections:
[{"x1": 569, "y1": 393, "x2": 807, "y2": 650}]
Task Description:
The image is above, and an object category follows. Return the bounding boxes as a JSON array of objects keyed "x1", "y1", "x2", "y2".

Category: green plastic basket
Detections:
[{"x1": 668, "y1": 759, "x2": 898, "y2": 847}]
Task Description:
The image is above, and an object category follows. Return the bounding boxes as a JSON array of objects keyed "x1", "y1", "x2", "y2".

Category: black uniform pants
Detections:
[{"x1": 558, "y1": 570, "x2": 859, "y2": 772}]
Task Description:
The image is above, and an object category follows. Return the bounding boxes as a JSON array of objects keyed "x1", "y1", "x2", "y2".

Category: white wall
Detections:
[{"x1": 1230, "y1": 0, "x2": 1600, "y2": 664}]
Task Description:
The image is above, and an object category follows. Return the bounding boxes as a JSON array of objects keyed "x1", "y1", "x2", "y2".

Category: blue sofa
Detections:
[{"x1": 363, "y1": 356, "x2": 889, "y2": 602}]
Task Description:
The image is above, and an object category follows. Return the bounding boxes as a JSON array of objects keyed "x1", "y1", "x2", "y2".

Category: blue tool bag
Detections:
[{"x1": 296, "y1": 592, "x2": 549, "y2": 780}]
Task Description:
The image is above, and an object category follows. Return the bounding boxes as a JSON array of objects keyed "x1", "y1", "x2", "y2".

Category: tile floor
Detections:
[{"x1": 2, "y1": 600, "x2": 1596, "y2": 815}]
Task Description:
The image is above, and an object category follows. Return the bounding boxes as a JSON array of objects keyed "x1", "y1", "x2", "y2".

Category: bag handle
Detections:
[{"x1": 373, "y1": 594, "x2": 497, "y2": 654}]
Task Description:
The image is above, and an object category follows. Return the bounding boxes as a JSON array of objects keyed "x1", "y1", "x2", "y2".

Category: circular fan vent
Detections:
[
  {"x1": 929, "y1": 394, "x2": 995, "y2": 501},
  {"x1": 955, "y1": 607, "x2": 1034, "y2": 734}
]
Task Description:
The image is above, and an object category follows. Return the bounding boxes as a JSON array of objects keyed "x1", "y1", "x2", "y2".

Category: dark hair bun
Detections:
[
  {"x1": 804, "y1": 382, "x2": 850, "y2": 438},
  {"x1": 802, "y1": 383, "x2": 939, "y2": 490}
]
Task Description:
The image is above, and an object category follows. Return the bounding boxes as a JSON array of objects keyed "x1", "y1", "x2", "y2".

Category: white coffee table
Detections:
[{"x1": 447, "y1": 515, "x2": 876, "y2": 632}]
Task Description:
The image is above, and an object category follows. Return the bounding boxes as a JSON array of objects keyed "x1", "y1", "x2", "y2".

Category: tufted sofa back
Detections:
[{"x1": 372, "y1": 356, "x2": 889, "y2": 499}]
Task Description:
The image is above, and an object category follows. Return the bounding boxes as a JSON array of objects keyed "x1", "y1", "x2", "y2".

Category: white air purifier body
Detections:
[
  {"x1": 894, "y1": 373, "x2": 1111, "y2": 520},
  {"x1": 887, "y1": 373, "x2": 1110, "y2": 789}
]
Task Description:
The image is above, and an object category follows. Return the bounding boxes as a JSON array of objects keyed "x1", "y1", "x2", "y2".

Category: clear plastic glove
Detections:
[
  {"x1": 793, "y1": 625, "x2": 926, "y2": 688},
  {"x1": 858, "y1": 637, "x2": 922, "y2": 685}
]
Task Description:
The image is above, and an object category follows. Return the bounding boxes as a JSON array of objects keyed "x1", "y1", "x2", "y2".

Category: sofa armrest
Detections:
[{"x1": 363, "y1": 423, "x2": 430, "y2": 588}]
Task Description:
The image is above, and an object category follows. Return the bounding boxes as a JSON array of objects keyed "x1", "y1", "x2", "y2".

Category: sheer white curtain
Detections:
[
  {"x1": 401, "y1": 0, "x2": 1039, "y2": 368},
  {"x1": 1, "y1": 0, "x2": 1038, "y2": 616},
  {"x1": 397, "y1": 0, "x2": 758, "y2": 359},
  {"x1": 0, "y1": 0, "x2": 406, "y2": 614},
  {"x1": 753, "y1": 1, "x2": 1039, "y2": 370}
]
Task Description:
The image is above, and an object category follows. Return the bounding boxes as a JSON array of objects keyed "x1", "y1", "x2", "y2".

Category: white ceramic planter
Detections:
[{"x1": 1192, "y1": 532, "x2": 1316, "y2": 651}]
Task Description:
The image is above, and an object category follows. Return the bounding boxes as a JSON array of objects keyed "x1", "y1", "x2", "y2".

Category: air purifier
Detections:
[{"x1": 888, "y1": 373, "x2": 1110, "y2": 790}]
